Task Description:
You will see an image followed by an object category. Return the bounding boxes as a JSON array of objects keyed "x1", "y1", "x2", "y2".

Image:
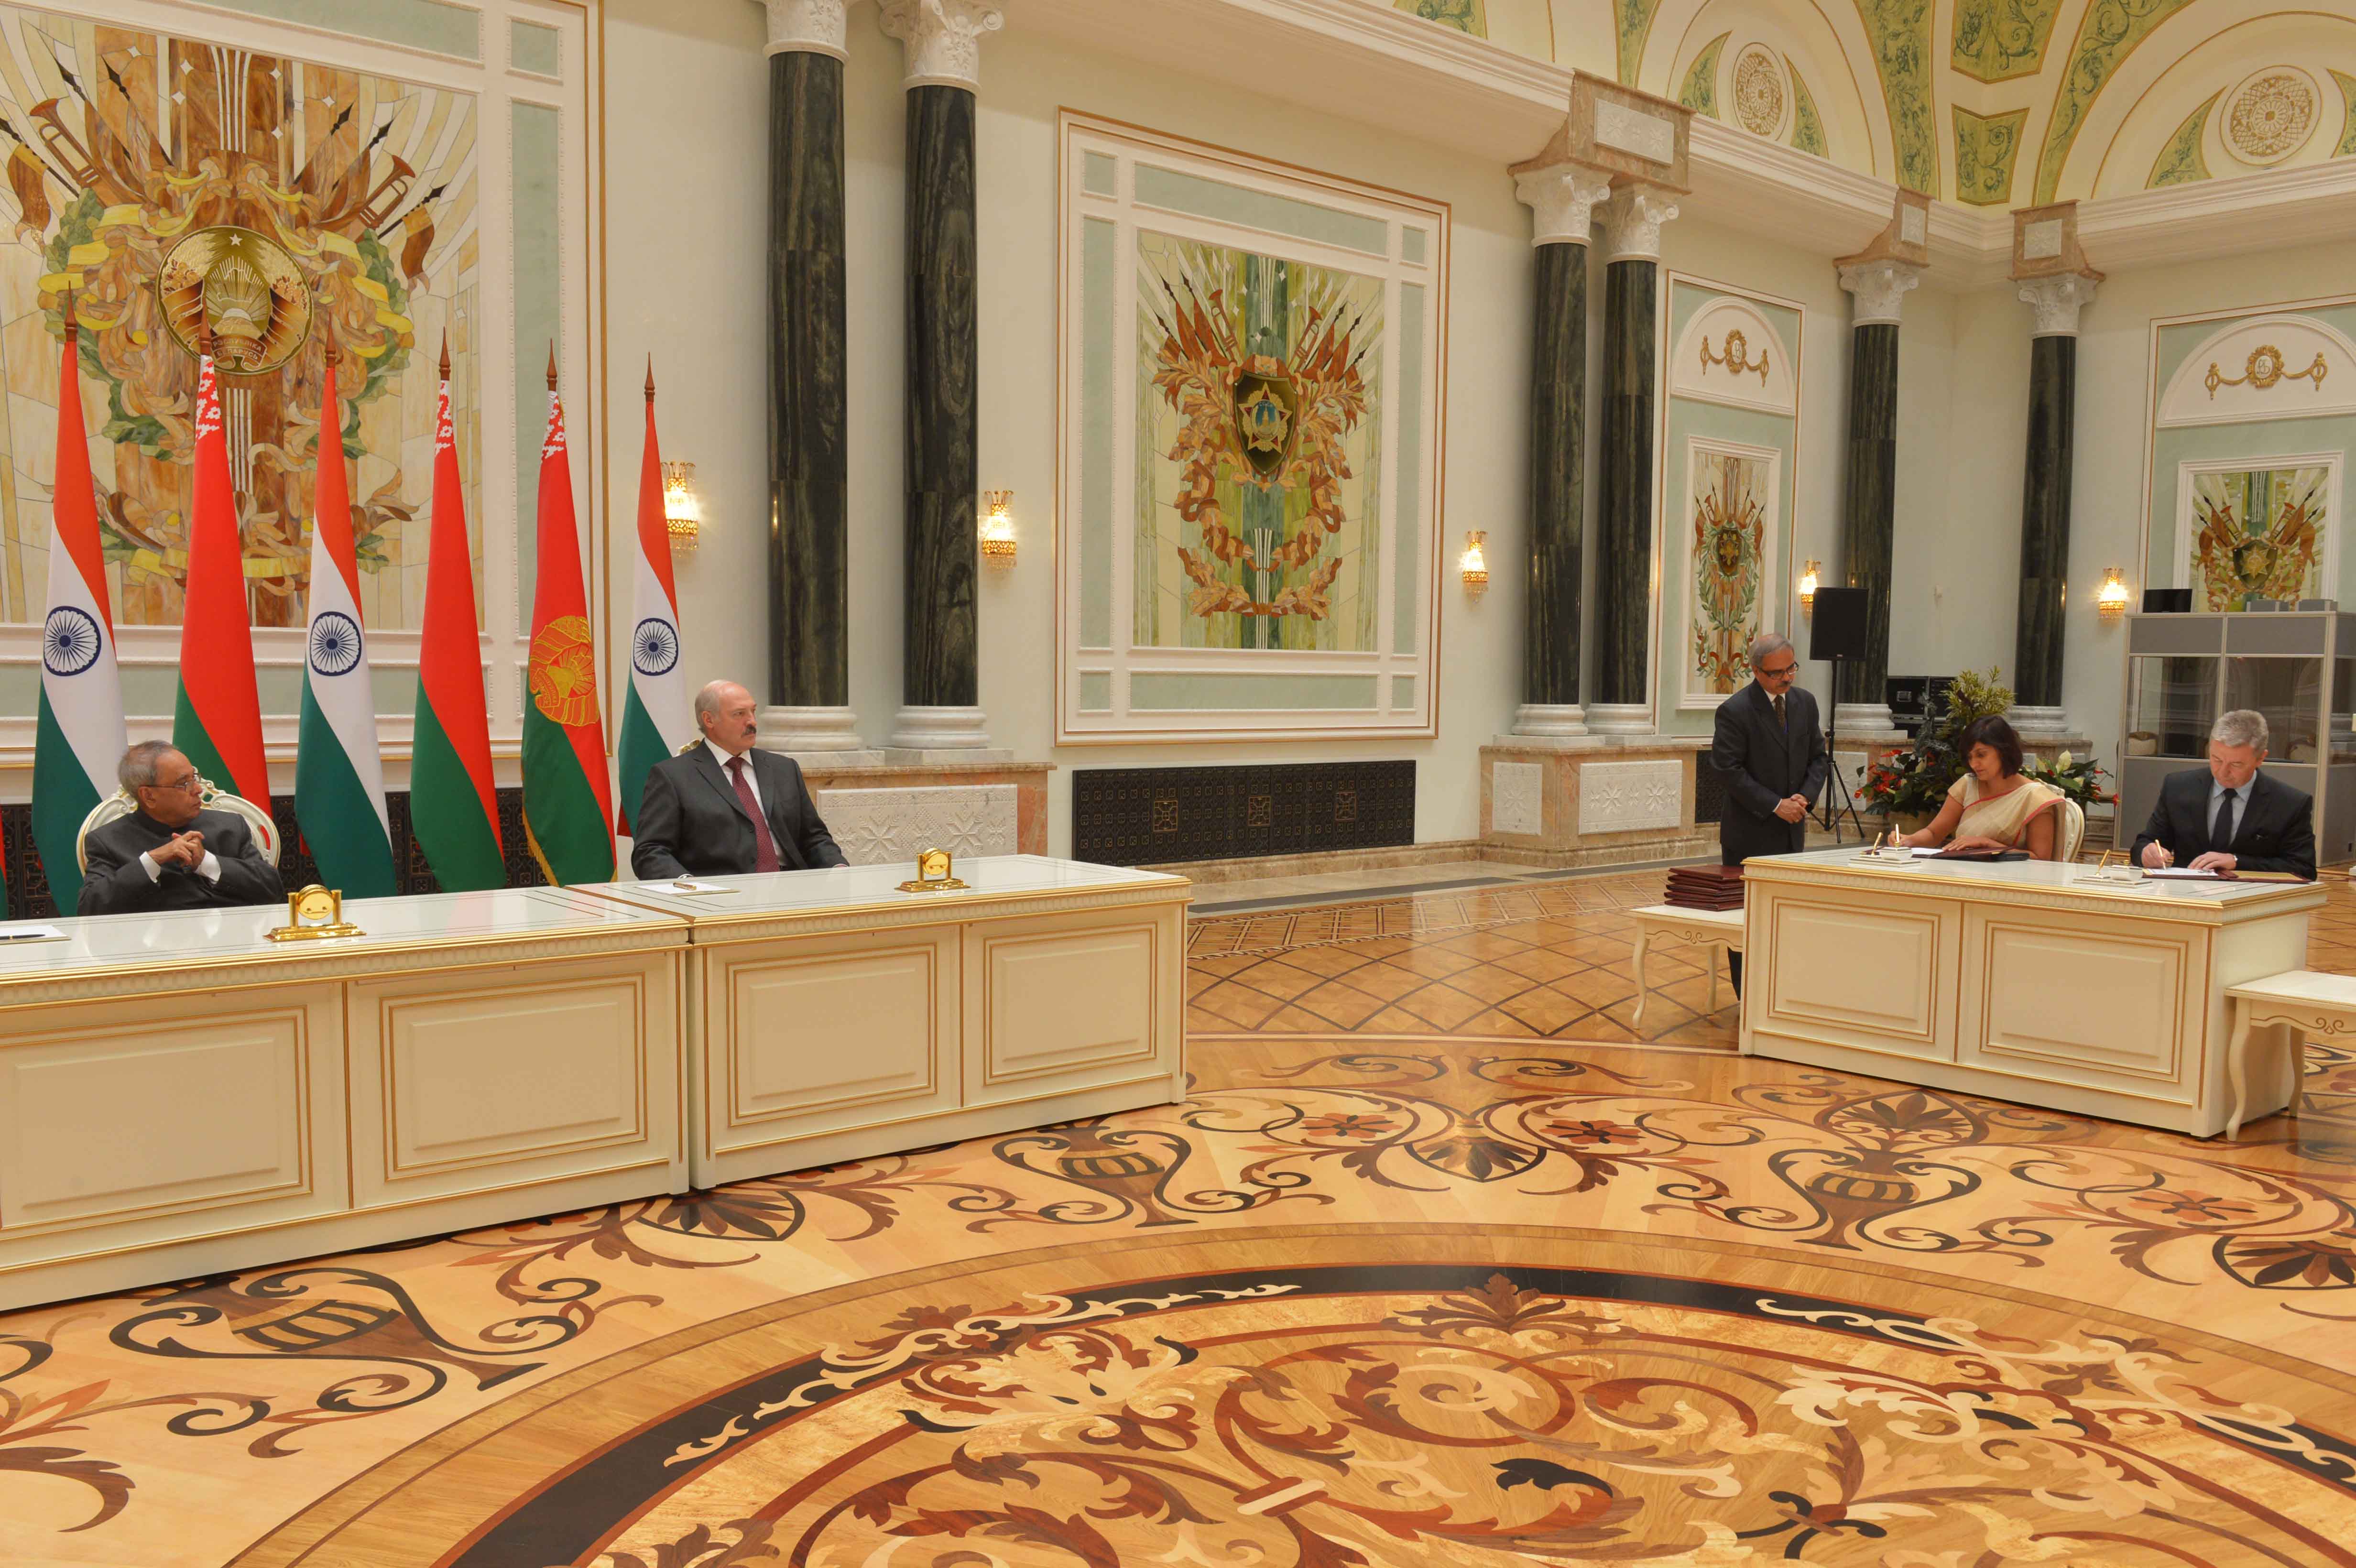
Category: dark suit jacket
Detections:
[
  {"x1": 78, "y1": 807, "x2": 284, "y2": 916},
  {"x1": 629, "y1": 745, "x2": 847, "y2": 879},
  {"x1": 1710, "y1": 681, "x2": 1829, "y2": 866},
  {"x1": 2129, "y1": 767, "x2": 2315, "y2": 880}
]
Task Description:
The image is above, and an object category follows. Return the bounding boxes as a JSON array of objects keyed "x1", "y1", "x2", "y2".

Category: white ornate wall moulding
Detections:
[
  {"x1": 1836, "y1": 259, "x2": 1923, "y2": 328},
  {"x1": 877, "y1": 0, "x2": 1003, "y2": 89},
  {"x1": 764, "y1": 0, "x2": 849, "y2": 58},
  {"x1": 1577, "y1": 759, "x2": 1682, "y2": 835},
  {"x1": 1511, "y1": 161, "x2": 1614, "y2": 247},
  {"x1": 1490, "y1": 762, "x2": 1544, "y2": 837},
  {"x1": 816, "y1": 785, "x2": 1018, "y2": 865},
  {"x1": 1599, "y1": 186, "x2": 1678, "y2": 263}
]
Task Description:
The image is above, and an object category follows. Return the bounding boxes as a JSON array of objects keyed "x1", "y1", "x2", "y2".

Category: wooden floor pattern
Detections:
[{"x1": 1, "y1": 869, "x2": 2354, "y2": 1565}]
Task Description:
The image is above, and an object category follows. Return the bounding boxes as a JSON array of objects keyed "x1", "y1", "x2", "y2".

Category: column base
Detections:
[
  {"x1": 2007, "y1": 705, "x2": 2072, "y2": 740},
  {"x1": 758, "y1": 705, "x2": 882, "y2": 765},
  {"x1": 1512, "y1": 702, "x2": 1590, "y2": 738},
  {"x1": 1832, "y1": 702, "x2": 1897, "y2": 738},
  {"x1": 884, "y1": 704, "x2": 1010, "y2": 764},
  {"x1": 1584, "y1": 702, "x2": 1653, "y2": 735}
]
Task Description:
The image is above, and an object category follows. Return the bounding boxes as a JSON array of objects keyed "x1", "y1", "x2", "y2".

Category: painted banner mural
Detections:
[
  {"x1": 2187, "y1": 465, "x2": 2332, "y2": 610},
  {"x1": 1685, "y1": 445, "x2": 1770, "y2": 696},
  {"x1": 1135, "y1": 231, "x2": 1382, "y2": 653},
  {"x1": 0, "y1": 3, "x2": 480, "y2": 632}
]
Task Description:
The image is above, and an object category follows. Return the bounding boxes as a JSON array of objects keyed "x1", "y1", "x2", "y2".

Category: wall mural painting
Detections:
[
  {"x1": 1685, "y1": 445, "x2": 1770, "y2": 699},
  {"x1": 0, "y1": 4, "x2": 479, "y2": 631},
  {"x1": 2188, "y1": 465, "x2": 2331, "y2": 610},
  {"x1": 1134, "y1": 231, "x2": 1383, "y2": 653}
]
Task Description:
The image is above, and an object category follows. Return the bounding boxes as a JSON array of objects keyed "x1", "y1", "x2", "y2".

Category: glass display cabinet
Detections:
[{"x1": 2120, "y1": 611, "x2": 2356, "y2": 864}]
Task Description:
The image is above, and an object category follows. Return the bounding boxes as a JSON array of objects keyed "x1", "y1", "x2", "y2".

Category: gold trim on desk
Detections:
[
  {"x1": 1743, "y1": 861, "x2": 2325, "y2": 916},
  {"x1": 575, "y1": 876, "x2": 1194, "y2": 935}
]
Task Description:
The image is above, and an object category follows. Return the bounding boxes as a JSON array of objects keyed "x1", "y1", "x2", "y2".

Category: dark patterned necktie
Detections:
[
  {"x1": 727, "y1": 756, "x2": 782, "y2": 873},
  {"x1": 1772, "y1": 693, "x2": 1786, "y2": 730}
]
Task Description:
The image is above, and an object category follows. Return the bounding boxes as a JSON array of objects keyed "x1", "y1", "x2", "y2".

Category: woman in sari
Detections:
[{"x1": 1886, "y1": 715, "x2": 2066, "y2": 860}]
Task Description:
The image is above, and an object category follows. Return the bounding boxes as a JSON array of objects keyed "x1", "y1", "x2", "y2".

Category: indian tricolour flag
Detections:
[
  {"x1": 616, "y1": 361, "x2": 690, "y2": 834},
  {"x1": 294, "y1": 347, "x2": 395, "y2": 897},
  {"x1": 30, "y1": 300, "x2": 125, "y2": 905}
]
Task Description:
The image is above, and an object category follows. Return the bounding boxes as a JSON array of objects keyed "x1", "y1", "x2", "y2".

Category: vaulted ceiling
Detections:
[{"x1": 1391, "y1": 0, "x2": 2356, "y2": 206}]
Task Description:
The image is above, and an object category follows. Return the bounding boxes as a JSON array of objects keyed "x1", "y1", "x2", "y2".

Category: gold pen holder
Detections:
[
  {"x1": 897, "y1": 848, "x2": 971, "y2": 893},
  {"x1": 264, "y1": 884, "x2": 365, "y2": 941}
]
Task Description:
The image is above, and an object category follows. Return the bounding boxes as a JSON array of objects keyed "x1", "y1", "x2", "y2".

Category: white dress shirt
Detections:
[
  {"x1": 140, "y1": 847, "x2": 222, "y2": 883},
  {"x1": 708, "y1": 740, "x2": 762, "y2": 812}
]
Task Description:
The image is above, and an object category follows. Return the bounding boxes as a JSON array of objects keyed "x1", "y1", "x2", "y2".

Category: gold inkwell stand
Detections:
[
  {"x1": 897, "y1": 848, "x2": 970, "y2": 893},
  {"x1": 264, "y1": 884, "x2": 366, "y2": 942}
]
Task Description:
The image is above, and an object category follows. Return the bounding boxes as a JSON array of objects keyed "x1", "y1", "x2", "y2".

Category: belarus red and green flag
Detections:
[
  {"x1": 294, "y1": 346, "x2": 396, "y2": 897},
  {"x1": 31, "y1": 299, "x2": 126, "y2": 904},
  {"x1": 410, "y1": 343, "x2": 504, "y2": 891},
  {"x1": 174, "y1": 346, "x2": 270, "y2": 811},
  {"x1": 522, "y1": 356, "x2": 616, "y2": 884},
  {"x1": 616, "y1": 362, "x2": 690, "y2": 835}
]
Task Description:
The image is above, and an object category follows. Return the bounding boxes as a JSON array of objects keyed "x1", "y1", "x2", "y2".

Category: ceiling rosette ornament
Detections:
[
  {"x1": 2225, "y1": 66, "x2": 2319, "y2": 165},
  {"x1": 1731, "y1": 45, "x2": 1786, "y2": 139}
]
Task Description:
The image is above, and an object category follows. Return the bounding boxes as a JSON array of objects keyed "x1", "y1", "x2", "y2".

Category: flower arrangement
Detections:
[
  {"x1": 2025, "y1": 750, "x2": 2113, "y2": 806},
  {"x1": 1853, "y1": 666, "x2": 2014, "y2": 819}
]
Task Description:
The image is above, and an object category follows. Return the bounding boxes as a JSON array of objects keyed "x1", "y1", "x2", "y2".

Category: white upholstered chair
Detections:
[
  {"x1": 76, "y1": 777, "x2": 282, "y2": 874},
  {"x1": 2057, "y1": 797, "x2": 2086, "y2": 863}
]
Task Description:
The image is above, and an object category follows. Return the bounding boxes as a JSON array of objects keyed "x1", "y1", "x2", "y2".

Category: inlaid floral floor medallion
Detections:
[
  {"x1": 236, "y1": 1226, "x2": 2356, "y2": 1568},
  {"x1": 4, "y1": 871, "x2": 2356, "y2": 1565}
]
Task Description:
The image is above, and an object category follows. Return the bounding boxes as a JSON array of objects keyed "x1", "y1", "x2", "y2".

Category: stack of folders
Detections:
[{"x1": 1665, "y1": 864, "x2": 1745, "y2": 912}]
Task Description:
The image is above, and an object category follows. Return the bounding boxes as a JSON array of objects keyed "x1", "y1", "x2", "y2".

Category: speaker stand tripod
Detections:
[{"x1": 1817, "y1": 656, "x2": 1871, "y2": 846}]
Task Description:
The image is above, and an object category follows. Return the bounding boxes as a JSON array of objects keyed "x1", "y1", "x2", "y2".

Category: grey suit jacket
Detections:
[{"x1": 628, "y1": 746, "x2": 846, "y2": 879}]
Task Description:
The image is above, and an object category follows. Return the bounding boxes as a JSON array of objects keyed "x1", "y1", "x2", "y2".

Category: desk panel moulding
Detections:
[
  {"x1": 967, "y1": 914, "x2": 1164, "y2": 1105},
  {"x1": 1961, "y1": 913, "x2": 2193, "y2": 1099},
  {"x1": 1762, "y1": 896, "x2": 1950, "y2": 1054},
  {"x1": 365, "y1": 969, "x2": 658, "y2": 1191},
  {"x1": 713, "y1": 931, "x2": 957, "y2": 1147},
  {"x1": 0, "y1": 998, "x2": 336, "y2": 1238}
]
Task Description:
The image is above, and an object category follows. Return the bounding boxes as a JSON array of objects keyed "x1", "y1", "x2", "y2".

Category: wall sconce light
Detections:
[
  {"x1": 1459, "y1": 531, "x2": 1488, "y2": 590},
  {"x1": 2097, "y1": 566, "x2": 2131, "y2": 621},
  {"x1": 1800, "y1": 559, "x2": 1820, "y2": 614},
  {"x1": 662, "y1": 460, "x2": 700, "y2": 551},
  {"x1": 978, "y1": 490, "x2": 1017, "y2": 566}
]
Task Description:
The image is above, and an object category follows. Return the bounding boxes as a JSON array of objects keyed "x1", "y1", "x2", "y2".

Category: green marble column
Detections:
[
  {"x1": 1592, "y1": 255, "x2": 1656, "y2": 714},
  {"x1": 2013, "y1": 333, "x2": 2076, "y2": 708},
  {"x1": 1836, "y1": 322, "x2": 1898, "y2": 712},
  {"x1": 901, "y1": 82, "x2": 980, "y2": 714},
  {"x1": 768, "y1": 50, "x2": 847, "y2": 710},
  {"x1": 1525, "y1": 240, "x2": 1587, "y2": 714}
]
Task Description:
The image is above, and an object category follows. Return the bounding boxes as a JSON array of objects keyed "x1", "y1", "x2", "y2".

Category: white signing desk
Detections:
[
  {"x1": 0, "y1": 856, "x2": 1187, "y2": 1310},
  {"x1": 579, "y1": 855, "x2": 1191, "y2": 1188},
  {"x1": 0, "y1": 887, "x2": 690, "y2": 1310},
  {"x1": 1741, "y1": 849, "x2": 2326, "y2": 1136}
]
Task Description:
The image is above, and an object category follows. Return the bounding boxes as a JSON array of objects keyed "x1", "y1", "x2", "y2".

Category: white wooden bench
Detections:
[
  {"x1": 2222, "y1": 970, "x2": 2356, "y2": 1137},
  {"x1": 1630, "y1": 904, "x2": 1745, "y2": 1026}
]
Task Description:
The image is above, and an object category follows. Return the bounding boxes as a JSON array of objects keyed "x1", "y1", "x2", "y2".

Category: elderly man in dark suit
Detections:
[
  {"x1": 79, "y1": 740, "x2": 284, "y2": 916},
  {"x1": 2131, "y1": 708, "x2": 2315, "y2": 880},
  {"x1": 1709, "y1": 632, "x2": 1828, "y2": 991},
  {"x1": 629, "y1": 680, "x2": 847, "y2": 880}
]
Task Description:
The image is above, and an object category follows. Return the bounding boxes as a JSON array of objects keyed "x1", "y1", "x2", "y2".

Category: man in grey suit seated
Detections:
[
  {"x1": 629, "y1": 680, "x2": 848, "y2": 880},
  {"x1": 78, "y1": 740, "x2": 285, "y2": 916}
]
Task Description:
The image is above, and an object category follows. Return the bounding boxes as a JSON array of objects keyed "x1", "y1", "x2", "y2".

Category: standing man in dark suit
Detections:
[
  {"x1": 2131, "y1": 708, "x2": 2315, "y2": 880},
  {"x1": 1709, "y1": 632, "x2": 1828, "y2": 991},
  {"x1": 629, "y1": 680, "x2": 848, "y2": 880},
  {"x1": 79, "y1": 740, "x2": 284, "y2": 916}
]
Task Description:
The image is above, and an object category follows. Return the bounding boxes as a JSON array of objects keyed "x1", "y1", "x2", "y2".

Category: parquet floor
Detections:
[{"x1": 3, "y1": 869, "x2": 2355, "y2": 1566}]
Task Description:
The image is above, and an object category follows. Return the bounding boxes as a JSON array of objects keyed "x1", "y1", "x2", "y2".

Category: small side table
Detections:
[
  {"x1": 2222, "y1": 970, "x2": 2356, "y2": 1137},
  {"x1": 1631, "y1": 904, "x2": 1746, "y2": 1027}
]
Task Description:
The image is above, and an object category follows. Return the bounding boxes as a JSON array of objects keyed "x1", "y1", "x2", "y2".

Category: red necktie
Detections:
[{"x1": 727, "y1": 756, "x2": 782, "y2": 873}]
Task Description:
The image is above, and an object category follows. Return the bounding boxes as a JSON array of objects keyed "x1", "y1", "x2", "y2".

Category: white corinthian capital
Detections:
[
  {"x1": 1598, "y1": 186, "x2": 1678, "y2": 263},
  {"x1": 763, "y1": 0, "x2": 848, "y2": 58},
  {"x1": 877, "y1": 0, "x2": 1003, "y2": 90},
  {"x1": 1837, "y1": 259, "x2": 1924, "y2": 327},
  {"x1": 1512, "y1": 163, "x2": 1614, "y2": 248},
  {"x1": 2018, "y1": 272, "x2": 2099, "y2": 338}
]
